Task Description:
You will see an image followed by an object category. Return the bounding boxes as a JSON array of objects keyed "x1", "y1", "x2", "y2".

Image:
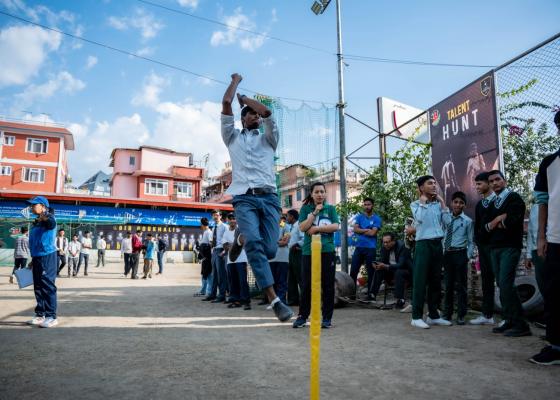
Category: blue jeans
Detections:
[
  {"x1": 232, "y1": 193, "x2": 281, "y2": 290},
  {"x1": 270, "y1": 262, "x2": 289, "y2": 304},
  {"x1": 32, "y1": 251, "x2": 58, "y2": 319},
  {"x1": 350, "y1": 247, "x2": 377, "y2": 295},
  {"x1": 77, "y1": 253, "x2": 89, "y2": 275},
  {"x1": 210, "y1": 249, "x2": 227, "y2": 299},
  {"x1": 227, "y1": 262, "x2": 250, "y2": 304},
  {"x1": 200, "y1": 277, "x2": 209, "y2": 294},
  {"x1": 205, "y1": 273, "x2": 213, "y2": 296},
  {"x1": 157, "y1": 251, "x2": 165, "y2": 273}
]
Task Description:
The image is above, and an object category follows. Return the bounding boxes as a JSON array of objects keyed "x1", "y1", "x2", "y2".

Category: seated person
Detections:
[{"x1": 370, "y1": 232, "x2": 413, "y2": 308}]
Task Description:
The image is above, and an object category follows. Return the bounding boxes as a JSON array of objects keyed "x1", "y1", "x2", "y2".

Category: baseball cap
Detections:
[{"x1": 27, "y1": 196, "x2": 50, "y2": 208}]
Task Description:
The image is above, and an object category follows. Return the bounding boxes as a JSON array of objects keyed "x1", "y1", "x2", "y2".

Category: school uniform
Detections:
[
  {"x1": 410, "y1": 200, "x2": 446, "y2": 320},
  {"x1": 442, "y1": 211, "x2": 474, "y2": 320}
]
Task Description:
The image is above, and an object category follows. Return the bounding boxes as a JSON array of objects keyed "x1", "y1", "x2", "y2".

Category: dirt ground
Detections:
[{"x1": 0, "y1": 261, "x2": 558, "y2": 400}]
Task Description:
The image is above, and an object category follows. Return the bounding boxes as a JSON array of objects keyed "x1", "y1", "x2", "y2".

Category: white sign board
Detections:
[{"x1": 377, "y1": 97, "x2": 428, "y2": 143}]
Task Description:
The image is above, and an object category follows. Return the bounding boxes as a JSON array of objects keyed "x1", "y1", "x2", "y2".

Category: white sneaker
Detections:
[
  {"x1": 469, "y1": 315, "x2": 495, "y2": 325},
  {"x1": 39, "y1": 317, "x2": 59, "y2": 328},
  {"x1": 426, "y1": 317, "x2": 452, "y2": 326},
  {"x1": 400, "y1": 304, "x2": 413, "y2": 313},
  {"x1": 27, "y1": 316, "x2": 46, "y2": 325},
  {"x1": 411, "y1": 319, "x2": 430, "y2": 329}
]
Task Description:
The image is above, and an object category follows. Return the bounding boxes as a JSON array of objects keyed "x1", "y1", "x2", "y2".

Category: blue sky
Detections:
[{"x1": 0, "y1": 0, "x2": 559, "y2": 184}]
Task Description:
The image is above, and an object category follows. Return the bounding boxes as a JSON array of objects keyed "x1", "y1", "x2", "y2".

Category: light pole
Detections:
[{"x1": 311, "y1": 0, "x2": 349, "y2": 273}]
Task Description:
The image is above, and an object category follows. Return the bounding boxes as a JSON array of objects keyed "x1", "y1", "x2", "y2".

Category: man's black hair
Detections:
[
  {"x1": 58, "y1": 228, "x2": 65, "y2": 233},
  {"x1": 287, "y1": 209, "x2": 299, "y2": 220},
  {"x1": 554, "y1": 110, "x2": 560, "y2": 124},
  {"x1": 241, "y1": 106, "x2": 256, "y2": 118},
  {"x1": 363, "y1": 197, "x2": 374, "y2": 204},
  {"x1": 126, "y1": 231, "x2": 131, "y2": 235},
  {"x1": 21, "y1": 226, "x2": 28, "y2": 234},
  {"x1": 227, "y1": 213, "x2": 235, "y2": 220},
  {"x1": 488, "y1": 170, "x2": 505, "y2": 179},
  {"x1": 474, "y1": 171, "x2": 489, "y2": 182},
  {"x1": 452, "y1": 191, "x2": 467, "y2": 205},
  {"x1": 416, "y1": 175, "x2": 435, "y2": 187},
  {"x1": 382, "y1": 232, "x2": 396, "y2": 241},
  {"x1": 200, "y1": 217, "x2": 209, "y2": 227}
]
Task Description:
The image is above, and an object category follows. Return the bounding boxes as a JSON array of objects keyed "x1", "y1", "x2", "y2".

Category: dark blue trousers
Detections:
[
  {"x1": 270, "y1": 262, "x2": 289, "y2": 304},
  {"x1": 227, "y1": 262, "x2": 250, "y2": 304},
  {"x1": 210, "y1": 249, "x2": 228, "y2": 299},
  {"x1": 32, "y1": 251, "x2": 58, "y2": 319}
]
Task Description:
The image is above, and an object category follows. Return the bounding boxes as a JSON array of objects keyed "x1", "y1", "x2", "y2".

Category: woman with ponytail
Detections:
[{"x1": 293, "y1": 182, "x2": 340, "y2": 329}]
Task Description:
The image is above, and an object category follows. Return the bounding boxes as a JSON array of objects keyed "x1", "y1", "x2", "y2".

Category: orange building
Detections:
[
  {"x1": 110, "y1": 146, "x2": 205, "y2": 202},
  {"x1": 0, "y1": 119, "x2": 74, "y2": 193}
]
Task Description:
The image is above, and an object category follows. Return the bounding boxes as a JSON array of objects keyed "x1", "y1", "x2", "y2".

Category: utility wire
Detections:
[
  {"x1": 137, "y1": 0, "x2": 333, "y2": 55},
  {"x1": 139, "y1": 0, "x2": 559, "y2": 69},
  {"x1": 0, "y1": 9, "x2": 333, "y2": 105}
]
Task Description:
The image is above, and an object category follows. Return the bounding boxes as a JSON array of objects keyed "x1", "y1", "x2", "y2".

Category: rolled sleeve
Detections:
[
  {"x1": 221, "y1": 114, "x2": 237, "y2": 146},
  {"x1": 262, "y1": 116, "x2": 278, "y2": 150}
]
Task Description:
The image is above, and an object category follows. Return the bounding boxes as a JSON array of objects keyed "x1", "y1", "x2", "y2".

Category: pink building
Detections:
[{"x1": 110, "y1": 146, "x2": 204, "y2": 202}]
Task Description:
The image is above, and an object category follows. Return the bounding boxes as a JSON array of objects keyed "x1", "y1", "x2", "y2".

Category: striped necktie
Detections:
[{"x1": 444, "y1": 217, "x2": 456, "y2": 250}]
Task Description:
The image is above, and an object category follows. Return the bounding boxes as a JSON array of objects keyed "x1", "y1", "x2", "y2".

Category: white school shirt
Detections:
[{"x1": 222, "y1": 228, "x2": 247, "y2": 264}]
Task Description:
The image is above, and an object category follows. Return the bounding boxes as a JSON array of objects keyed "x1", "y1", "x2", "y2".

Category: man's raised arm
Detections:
[
  {"x1": 238, "y1": 93, "x2": 272, "y2": 118},
  {"x1": 222, "y1": 73, "x2": 243, "y2": 116}
]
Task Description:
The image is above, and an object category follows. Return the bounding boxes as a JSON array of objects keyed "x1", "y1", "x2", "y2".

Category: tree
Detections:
[
  {"x1": 499, "y1": 79, "x2": 560, "y2": 203},
  {"x1": 339, "y1": 137, "x2": 431, "y2": 235}
]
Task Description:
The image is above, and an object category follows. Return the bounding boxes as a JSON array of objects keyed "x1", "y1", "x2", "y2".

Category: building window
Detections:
[
  {"x1": 2, "y1": 135, "x2": 15, "y2": 146},
  {"x1": 296, "y1": 189, "x2": 302, "y2": 201},
  {"x1": 1, "y1": 166, "x2": 12, "y2": 175},
  {"x1": 129, "y1": 156, "x2": 136, "y2": 166},
  {"x1": 145, "y1": 178, "x2": 168, "y2": 195},
  {"x1": 26, "y1": 138, "x2": 48, "y2": 154},
  {"x1": 22, "y1": 167, "x2": 45, "y2": 183},
  {"x1": 174, "y1": 182, "x2": 193, "y2": 198},
  {"x1": 284, "y1": 194, "x2": 293, "y2": 208}
]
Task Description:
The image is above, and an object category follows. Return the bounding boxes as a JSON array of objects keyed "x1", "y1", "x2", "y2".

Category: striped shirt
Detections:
[{"x1": 14, "y1": 235, "x2": 30, "y2": 259}]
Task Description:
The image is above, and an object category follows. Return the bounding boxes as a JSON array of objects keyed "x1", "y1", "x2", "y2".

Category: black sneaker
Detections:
[
  {"x1": 529, "y1": 346, "x2": 560, "y2": 366},
  {"x1": 243, "y1": 304, "x2": 252, "y2": 311},
  {"x1": 211, "y1": 297, "x2": 225, "y2": 303},
  {"x1": 229, "y1": 229, "x2": 243, "y2": 263},
  {"x1": 292, "y1": 316, "x2": 307, "y2": 328},
  {"x1": 456, "y1": 318, "x2": 466, "y2": 326},
  {"x1": 504, "y1": 325, "x2": 532, "y2": 337},
  {"x1": 492, "y1": 321, "x2": 514, "y2": 333},
  {"x1": 202, "y1": 296, "x2": 215, "y2": 302},
  {"x1": 395, "y1": 299, "x2": 405, "y2": 310},
  {"x1": 272, "y1": 301, "x2": 294, "y2": 322},
  {"x1": 321, "y1": 319, "x2": 332, "y2": 329},
  {"x1": 257, "y1": 299, "x2": 268, "y2": 306}
]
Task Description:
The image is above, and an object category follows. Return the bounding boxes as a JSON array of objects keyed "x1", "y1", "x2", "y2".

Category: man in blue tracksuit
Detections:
[{"x1": 26, "y1": 196, "x2": 59, "y2": 328}]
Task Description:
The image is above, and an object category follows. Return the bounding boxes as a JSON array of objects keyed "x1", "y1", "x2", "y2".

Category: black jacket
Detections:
[
  {"x1": 484, "y1": 190, "x2": 525, "y2": 249},
  {"x1": 379, "y1": 240, "x2": 412, "y2": 271}
]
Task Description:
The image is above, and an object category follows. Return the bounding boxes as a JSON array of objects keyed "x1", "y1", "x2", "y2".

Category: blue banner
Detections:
[{"x1": 0, "y1": 201, "x2": 211, "y2": 227}]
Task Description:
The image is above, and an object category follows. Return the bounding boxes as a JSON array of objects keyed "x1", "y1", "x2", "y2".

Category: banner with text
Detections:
[{"x1": 429, "y1": 72, "x2": 500, "y2": 216}]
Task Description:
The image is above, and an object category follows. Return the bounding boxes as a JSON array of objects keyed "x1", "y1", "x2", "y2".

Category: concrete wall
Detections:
[
  {"x1": 112, "y1": 174, "x2": 137, "y2": 198},
  {"x1": 140, "y1": 148, "x2": 188, "y2": 173}
]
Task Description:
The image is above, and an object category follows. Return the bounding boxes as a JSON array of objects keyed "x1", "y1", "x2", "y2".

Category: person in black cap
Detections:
[{"x1": 25, "y1": 196, "x2": 59, "y2": 328}]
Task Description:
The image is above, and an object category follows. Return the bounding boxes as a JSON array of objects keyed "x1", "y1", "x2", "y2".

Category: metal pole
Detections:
[
  {"x1": 335, "y1": 0, "x2": 348, "y2": 273},
  {"x1": 376, "y1": 97, "x2": 388, "y2": 178}
]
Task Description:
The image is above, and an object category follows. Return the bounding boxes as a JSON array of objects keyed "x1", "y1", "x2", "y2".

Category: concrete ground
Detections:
[{"x1": 0, "y1": 261, "x2": 558, "y2": 400}]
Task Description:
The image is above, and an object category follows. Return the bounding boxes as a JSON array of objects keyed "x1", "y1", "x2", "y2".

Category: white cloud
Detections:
[
  {"x1": 0, "y1": 25, "x2": 61, "y2": 87},
  {"x1": 136, "y1": 46, "x2": 155, "y2": 57},
  {"x1": 85, "y1": 55, "x2": 98, "y2": 70},
  {"x1": 108, "y1": 9, "x2": 164, "y2": 40},
  {"x1": 210, "y1": 7, "x2": 266, "y2": 52},
  {"x1": 15, "y1": 71, "x2": 85, "y2": 108},
  {"x1": 262, "y1": 57, "x2": 276, "y2": 67},
  {"x1": 67, "y1": 114, "x2": 151, "y2": 184},
  {"x1": 177, "y1": 0, "x2": 198, "y2": 8},
  {"x1": 131, "y1": 73, "x2": 169, "y2": 108},
  {"x1": 152, "y1": 100, "x2": 227, "y2": 173},
  {"x1": 197, "y1": 76, "x2": 216, "y2": 86}
]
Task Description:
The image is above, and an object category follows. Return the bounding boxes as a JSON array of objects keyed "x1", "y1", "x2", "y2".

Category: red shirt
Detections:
[{"x1": 132, "y1": 235, "x2": 143, "y2": 253}]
